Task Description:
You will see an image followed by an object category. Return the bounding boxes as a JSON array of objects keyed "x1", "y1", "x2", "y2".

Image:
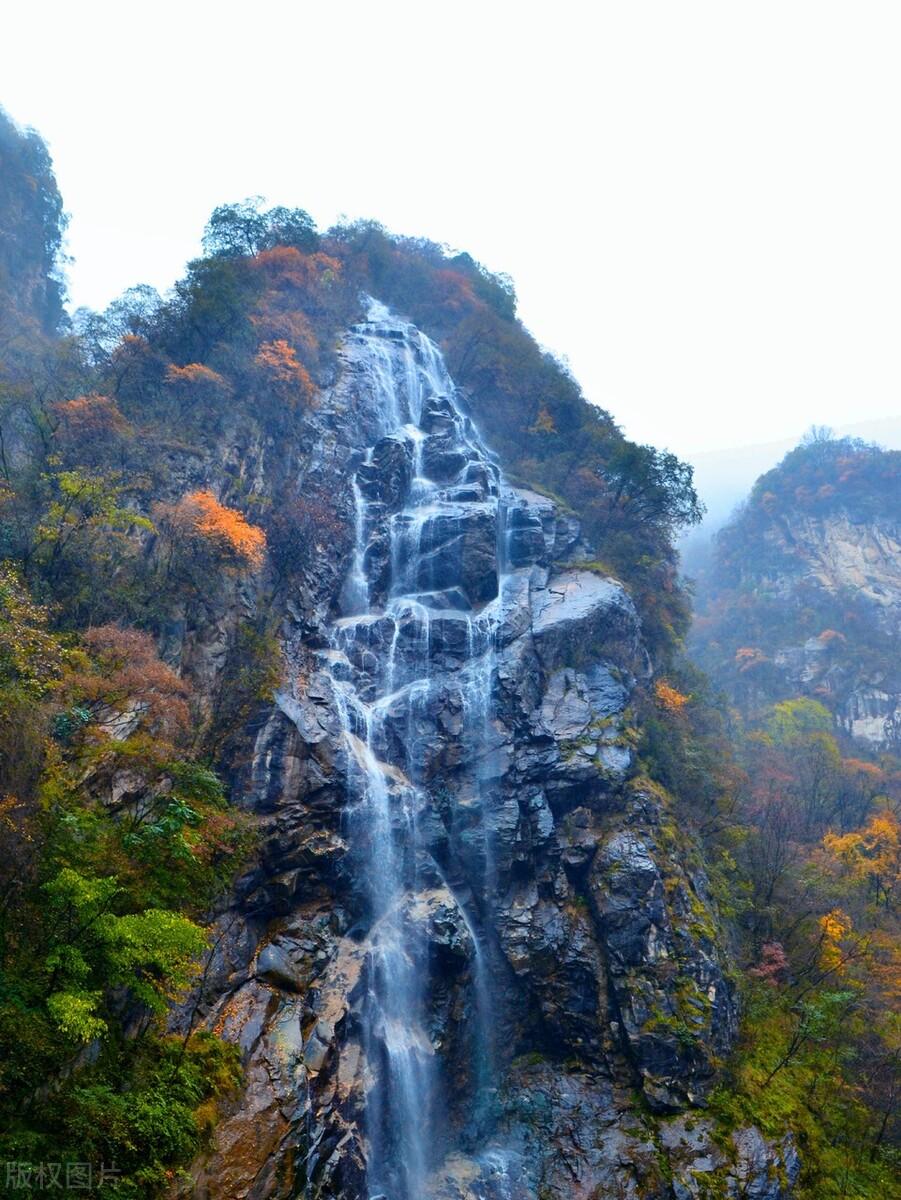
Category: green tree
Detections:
[
  {"x1": 201, "y1": 197, "x2": 319, "y2": 259},
  {"x1": 42, "y1": 868, "x2": 206, "y2": 1043}
]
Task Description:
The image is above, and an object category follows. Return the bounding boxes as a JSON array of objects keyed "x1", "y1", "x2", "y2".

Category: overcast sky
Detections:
[{"x1": 3, "y1": 1, "x2": 899, "y2": 456}]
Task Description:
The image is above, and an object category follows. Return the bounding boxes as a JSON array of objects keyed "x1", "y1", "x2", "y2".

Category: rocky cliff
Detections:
[
  {"x1": 0, "y1": 133, "x2": 803, "y2": 1194},
  {"x1": 691, "y1": 436, "x2": 901, "y2": 749},
  {"x1": 764, "y1": 510, "x2": 900, "y2": 744},
  {"x1": 163, "y1": 303, "x2": 797, "y2": 1200}
]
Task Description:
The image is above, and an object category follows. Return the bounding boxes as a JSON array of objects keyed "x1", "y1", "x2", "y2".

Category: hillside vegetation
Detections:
[{"x1": 684, "y1": 431, "x2": 901, "y2": 1197}]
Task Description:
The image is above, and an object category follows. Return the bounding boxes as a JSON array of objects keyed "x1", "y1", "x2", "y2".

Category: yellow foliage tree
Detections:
[
  {"x1": 824, "y1": 810, "x2": 901, "y2": 908},
  {"x1": 529, "y1": 405, "x2": 556, "y2": 434},
  {"x1": 654, "y1": 679, "x2": 690, "y2": 713},
  {"x1": 818, "y1": 908, "x2": 854, "y2": 975}
]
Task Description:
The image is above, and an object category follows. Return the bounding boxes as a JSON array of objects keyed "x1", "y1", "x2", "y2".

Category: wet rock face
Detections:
[
  {"x1": 357, "y1": 436, "x2": 412, "y2": 507},
  {"x1": 416, "y1": 504, "x2": 499, "y2": 604},
  {"x1": 424, "y1": 1064, "x2": 799, "y2": 1200},
  {"x1": 170, "y1": 304, "x2": 785, "y2": 1198}
]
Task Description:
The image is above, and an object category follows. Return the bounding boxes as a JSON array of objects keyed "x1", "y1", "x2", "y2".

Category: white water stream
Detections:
[{"x1": 322, "y1": 299, "x2": 513, "y2": 1198}]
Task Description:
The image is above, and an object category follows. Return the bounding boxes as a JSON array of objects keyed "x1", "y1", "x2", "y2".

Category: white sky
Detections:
[{"x1": 2, "y1": 1, "x2": 900, "y2": 456}]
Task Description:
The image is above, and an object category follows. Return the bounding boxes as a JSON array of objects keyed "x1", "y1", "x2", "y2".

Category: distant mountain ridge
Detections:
[
  {"x1": 684, "y1": 414, "x2": 901, "y2": 535},
  {"x1": 691, "y1": 433, "x2": 901, "y2": 747}
]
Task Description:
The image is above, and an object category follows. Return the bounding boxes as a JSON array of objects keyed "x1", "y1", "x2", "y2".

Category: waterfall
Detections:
[{"x1": 320, "y1": 299, "x2": 510, "y2": 1199}]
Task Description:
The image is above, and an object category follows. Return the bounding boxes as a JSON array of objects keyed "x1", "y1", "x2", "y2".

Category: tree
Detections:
[
  {"x1": 801, "y1": 424, "x2": 836, "y2": 448},
  {"x1": 0, "y1": 562, "x2": 66, "y2": 698},
  {"x1": 202, "y1": 198, "x2": 319, "y2": 258},
  {"x1": 201, "y1": 197, "x2": 269, "y2": 258},
  {"x1": 155, "y1": 490, "x2": 266, "y2": 579},
  {"x1": 265, "y1": 491, "x2": 347, "y2": 589},
  {"x1": 744, "y1": 774, "x2": 803, "y2": 917},
  {"x1": 52, "y1": 393, "x2": 130, "y2": 467},
  {"x1": 835, "y1": 758, "x2": 886, "y2": 834},
  {"x1": 265, "y1": 205, "x2": 319, "y2": 251},
  {"x1": 824, "y1": 810, "x2": 900, "y2": 909},
  {"x1": 654, "y1": 679, "x2": 690, "y2": 713},
  {"x1": 61, "y1": 624, "x2": 190, "y2": 746},
  {"x1": 767, "y1": 698, "x2": 833, "y2": 742},
  {"x1": 106, "y1": 333, "x2": 168, "y2": 406},
  {"x1": 74, "y1": 284, "x2": 163, "y2": 362},
  {"x1": 162, "y1": 254, "x2": 257, "y2": 362},
  {"x1": 24, "y1": 468, "x2": 153, "y2": 622},
  {"x1": 164, "y1": 362, "x2": 232, "y2": 419},
  {"x1": 0, "y1": 108, "x2": 68, "y2": 332},
  {"x1": 42, "y1": 868, "x2": 206, "y2": 1042},
  {"x1": 0, "y1": 564, "x2": 66, "y2": 802},
  {"x1": 598, "y1": 443, "x2": 704, "y2": 538},
  {"x1": 791, "y1": 732, "x2": 843, "y2": 834},
  {"x1": 253, "y1": 339, "x2": 315, "y2": 407}
]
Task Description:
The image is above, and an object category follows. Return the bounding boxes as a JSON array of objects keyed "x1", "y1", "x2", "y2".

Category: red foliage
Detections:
[
  {"x1": 749, "y1": 941, "x2": 789, "y2": 986},
  {"x1": 68, "y1": 624, "x2": 191, "y2": 743},
  {"x1": 54, "y1": 394, "x2": 129, "y2": 439}
]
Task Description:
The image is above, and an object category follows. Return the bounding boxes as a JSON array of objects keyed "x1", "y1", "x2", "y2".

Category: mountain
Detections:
[
  {"x1": 691, "y1": 433, "x2": 901, "y2": 747},
  {"x1": 165, "y1": 301, "x2": 750, "y2": 1200},
  {"x1": 679, "y1": 417, "x2": 901, "y2": 582},
  {"x1": 686, "y1": 435, "x2": 901, "y2": 1200},
  {"x1": 687, "y1": 417, "x2": 901, "y2": 532},
  {"x1": 1, "y1": 122, "x2": 897, "y2": 1200}
]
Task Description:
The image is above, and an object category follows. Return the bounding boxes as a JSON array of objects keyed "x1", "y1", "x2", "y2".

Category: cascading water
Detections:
[{"x1": 321, "y1": 299, "x2": 511, "y2": 1199}]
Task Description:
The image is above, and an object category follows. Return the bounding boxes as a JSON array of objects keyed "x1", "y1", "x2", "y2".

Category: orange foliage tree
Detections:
[
  {"x1": 155, "y1": 490, "x2": 266, "y2": 576},
  {"x1": 254, "y1": 340, "x2": 315, "y2": 407},
  {"x1": 250, "y1": 246, "x2": 341, "y2": 293},
  {"x1": 653, "y1": 679, "x2": 690, "y2": 713},
  {"x1": 250, "y1": 307, "x2": 318, "y2": 358},
  {"x1": 249, "y1": 247, "x2": 343, "y2": 334},
  {"x1": 52, "y1": 394, "x2": 130, "y2": 466},
  {"x1": 165, "y1": 362, "x2": 232, "y2": 416},
  {"x1": 53, "y1": 394, "x2": 129, "y2": 439}
]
